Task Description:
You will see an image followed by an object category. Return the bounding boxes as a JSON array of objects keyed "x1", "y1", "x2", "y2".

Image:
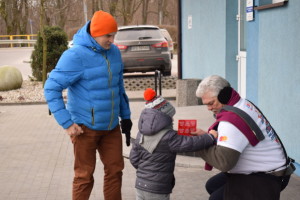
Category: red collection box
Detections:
[{"x1": 178, "y1": 119, "x2": 197, "y2": 136}]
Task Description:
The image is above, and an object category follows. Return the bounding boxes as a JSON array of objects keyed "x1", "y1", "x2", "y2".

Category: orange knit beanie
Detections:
[
  {"x1": 144, "y1": 88, "x2": 176, "y2": 117},
  {"x1": 90, "y1": 10, "x2": 117, "y2": 37}
]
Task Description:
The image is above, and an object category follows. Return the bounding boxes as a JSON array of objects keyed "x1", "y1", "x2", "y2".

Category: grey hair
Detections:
[{"x1": 196, "y1": 75, "x2": 231, "y2": 98}]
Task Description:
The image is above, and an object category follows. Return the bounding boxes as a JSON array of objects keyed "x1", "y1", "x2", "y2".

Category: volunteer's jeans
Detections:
[
  {"x1": 206, "y1": 172, "x2": 282, "y2": 200},
  {"x1": 206, "y1": 172, "x2": 227, "y2": 200},
  {"x1": 71, "y1": 125, "x2": 124, "y2": 200}
]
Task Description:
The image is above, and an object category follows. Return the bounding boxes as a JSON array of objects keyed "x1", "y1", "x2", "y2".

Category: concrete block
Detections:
[{"x1": 176, "y1": 79, "x2": 202, "y2": 107}]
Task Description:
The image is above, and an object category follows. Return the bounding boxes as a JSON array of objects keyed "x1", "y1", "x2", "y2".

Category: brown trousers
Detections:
[{"x1": 71, "y1": 125, "x2": 124, "y2": 200}]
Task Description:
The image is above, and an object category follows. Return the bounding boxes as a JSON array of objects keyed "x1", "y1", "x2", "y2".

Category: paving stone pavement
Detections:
[{"x1": 0, "y1": 101, "x2": 299, "y2": 200}]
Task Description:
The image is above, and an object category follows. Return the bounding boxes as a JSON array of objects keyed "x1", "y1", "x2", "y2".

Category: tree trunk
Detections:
[
  {"x1": 120, "y1": 0, "x2": 142, "y2": 25},
  {"x1": 92, "y1": 0, "x2": 104, "y2": 13},
  {"x1": 162, "y1": 0, "x2": 169, "y2": 25},
  {"x1": 19, "y1": 0, "x2": 29, "y2": 34},
  {"x1": 108, "y1": 0, "x2": 118, "y2": 16},
  {"x1": 40, "y1": 0, "x2": 47, "y2": 86},
  {"x1": 0, "y1": 0, "x2": 10, "y2": 34},
  {"x1": 0, "y1": 0, "x2": 178, "y2": 39},
  {"x1": 56, "y1": 0, "x2": 71, "y2": 29},
  {"x1": 142, "y1": 0, "x2": 149, "y2": 24}
]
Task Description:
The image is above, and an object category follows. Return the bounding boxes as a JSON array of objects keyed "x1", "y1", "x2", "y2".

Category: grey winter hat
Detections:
[{"x1": 144, "y1": 88, "x2": 176, "y2": 118}]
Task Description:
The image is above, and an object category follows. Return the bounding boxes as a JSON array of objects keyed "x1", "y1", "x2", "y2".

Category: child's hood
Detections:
[{"x1": 138, "y1": 108, "x2": 173, "y2": 136}]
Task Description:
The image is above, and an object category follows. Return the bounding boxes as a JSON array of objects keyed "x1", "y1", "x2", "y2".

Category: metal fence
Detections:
[{"x1": 0, "y1": 34, "x2": 37, "y2": 47}]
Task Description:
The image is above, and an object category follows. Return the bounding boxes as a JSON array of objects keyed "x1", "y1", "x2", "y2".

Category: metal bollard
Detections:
[{"x1": 154, "y1": 70, "x2": 162, "y2": 96}]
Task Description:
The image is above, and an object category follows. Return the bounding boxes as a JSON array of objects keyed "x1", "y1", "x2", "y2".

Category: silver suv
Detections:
[
  {"x1": 114, "y1": 25, "x2": 172, "y2": 76},
  {"x1": 160, "y1": 28, "x2": 174, "y2": 59}
]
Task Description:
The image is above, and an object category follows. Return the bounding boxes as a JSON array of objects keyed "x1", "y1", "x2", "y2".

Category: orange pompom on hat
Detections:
[
  {"x1": 90, "y1": 10, "x2": 118, "y2": 37},
  {"x1": 144, "y1": 88, "x2": 176, "y2": 117}
]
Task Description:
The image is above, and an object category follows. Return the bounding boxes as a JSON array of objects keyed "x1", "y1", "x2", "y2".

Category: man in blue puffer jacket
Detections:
[{"x1": 44, "y1": 10, "x2": 132, "y2": 200}]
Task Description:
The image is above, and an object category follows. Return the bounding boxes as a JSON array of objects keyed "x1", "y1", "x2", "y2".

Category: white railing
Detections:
[{"x1": 0, "y1": 35, "x2": 37, "y2": 47}]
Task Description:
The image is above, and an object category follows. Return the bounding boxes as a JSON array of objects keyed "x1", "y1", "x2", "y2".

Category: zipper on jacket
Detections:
[
  {"x1": 91, "y1": 108, "x2": 95, "y2": 126},
  {"x1": 101, "y1": 52, "x2": 114, "y2": 130}
]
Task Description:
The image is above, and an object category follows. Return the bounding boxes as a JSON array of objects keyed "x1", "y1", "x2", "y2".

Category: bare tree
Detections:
[
  {"x1": 0, "y1": 0, "x2": 30, "y2": 34},
  {"x1": 19, "y1": 0, "x2": 29, "y2": 34},
  {"x1": 108, "y1": 0, "x2": 118, "y2": 16},
  {"x1": 0, "y1": 0, "x2": 178, "y2": 37},
  {"x1": 141, "y1": 0, "x2": 150, "y2": 24},
  {"x1": 92, "y1": 0, "x2": 104, "y2": 14},
  {"x1": 155, "y1": 0, "x2": 170, "y2": 25},
  {"x1": 54, "y1": 0, "x2": 70, "y2": 29},
  {"x1": 161, "y1": 0, "x2": 169, "y2": 24},
  {"x1": 64, "y1": 0, "x2": 89, "y2": 39},
  {"x1": 91, "y1": 0, "x2": 118, "y2": 17},
  {"x1": 41, "y1": 0, "x2": 72, "y2": 29},
  {"x1": 119, "y1": 0, "x2": 142, "y2": 25},
  {"x1": 40, "y1": 0, "x2": 47, "y2": 85}
]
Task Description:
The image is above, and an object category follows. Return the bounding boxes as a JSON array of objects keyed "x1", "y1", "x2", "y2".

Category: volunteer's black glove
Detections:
[{"x1": 121, "y1": 119, "x2": 132, "y2": 146}]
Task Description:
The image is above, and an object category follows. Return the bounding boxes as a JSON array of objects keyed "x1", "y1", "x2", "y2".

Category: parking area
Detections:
[{"x1": 0, "y1": 47, "x2": 178, "y2": 85}]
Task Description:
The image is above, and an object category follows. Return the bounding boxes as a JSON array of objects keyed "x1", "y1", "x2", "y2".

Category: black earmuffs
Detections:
[{"x1": 217, "y1": 86, "x2": 232, "y2": 104}]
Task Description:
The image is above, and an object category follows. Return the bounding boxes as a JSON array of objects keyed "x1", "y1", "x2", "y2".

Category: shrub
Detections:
[
  {"x1": 31, "y1": 26, "x2": 68, "y2": 81},
  {"x1": 0, "y1": 66, "x2": 23, "y2": 91}
]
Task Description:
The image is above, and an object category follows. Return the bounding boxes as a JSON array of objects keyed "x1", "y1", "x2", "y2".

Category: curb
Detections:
[{"x1": 0, "y1": 96, "x2": 177, "y2": 106}]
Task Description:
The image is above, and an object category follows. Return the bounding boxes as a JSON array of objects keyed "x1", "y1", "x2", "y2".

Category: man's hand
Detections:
[
  {"x1": 66, "y1": 123, "x2": 83, "y2": 136},
  {"x1": 121, "y1": 119, "x2": 133, "y2": 146},
  {"x1": 190, "y1": 128, "x2": 207, "y2": 136},
  {"x1": 209, "y1": 129, "x2": 218, "y2": 138}
]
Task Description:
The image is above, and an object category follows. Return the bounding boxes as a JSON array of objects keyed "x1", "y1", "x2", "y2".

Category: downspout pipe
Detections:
[{"x1": 177, "y1": 0, "x2": 182, "y2": 79}]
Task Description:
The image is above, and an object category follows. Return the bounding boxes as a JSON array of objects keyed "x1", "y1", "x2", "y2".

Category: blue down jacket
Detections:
[
  {"x1": 44, "y1": 22, "x2": 131, "y2": 130},
  {"x1": 129, "y1": 109, "x2": 214, "y2": 194}
]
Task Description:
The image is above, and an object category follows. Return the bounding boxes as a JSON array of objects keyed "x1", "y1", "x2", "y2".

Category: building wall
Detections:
[
  {"x1": 247, "y1": 0, "x2": 300, "y2": 172},
  {"x1": 181, "y1": 0, "x2": 238, "y2": 88}
]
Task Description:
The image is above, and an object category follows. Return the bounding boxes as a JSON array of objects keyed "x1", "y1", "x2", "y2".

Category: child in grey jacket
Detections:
[{"x1": 129, "y1": 88, "x2": 217, "y2": 200}]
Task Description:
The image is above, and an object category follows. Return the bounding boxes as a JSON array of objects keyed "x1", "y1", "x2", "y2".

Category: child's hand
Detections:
[
  {"x1": 190, "y1": 128, "x2": 207, "y2": 136},
  {"x1": 209, "y1": 130, "x2": 218, "y2": 138}
]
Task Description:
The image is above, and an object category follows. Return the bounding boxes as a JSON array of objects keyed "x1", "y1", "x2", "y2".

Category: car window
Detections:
[
  {"x1": 160, "y1": 29, "x2": 172, "y2": 41},
  {"x1": 116, "y1": 28, "x2": 163, "y2": 40}
]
